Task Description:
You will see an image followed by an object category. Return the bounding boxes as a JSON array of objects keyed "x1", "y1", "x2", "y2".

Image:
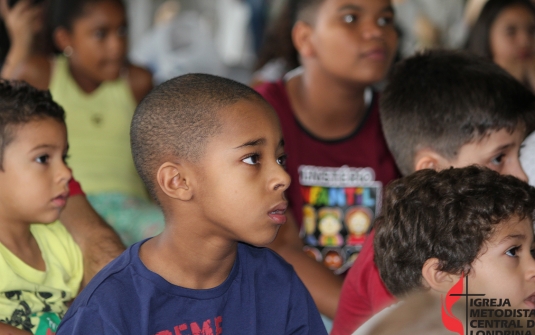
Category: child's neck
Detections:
[
  {"x1": 68, "y1": 62, "x2": 103, "y2": 94},
  {"x1": 139, "y1": 217, "x2": 238, "y2": 290},
  {"x1": 0, "y1": 218, "x2": 45, "y2": 271},
  {"x1": 287, "y1": 66, "x2": 368, "y2": 140}
]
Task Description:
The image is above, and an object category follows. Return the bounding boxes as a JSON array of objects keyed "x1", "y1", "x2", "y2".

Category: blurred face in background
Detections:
[
  {"x1": 490, "y1": 4, "x2": 535, "y2": 73},
  {"x1": 65, "y1": 1, "x2": 128, "y2": 83},
  {"x1": 303, "y1": 0, "x2": 398, "y2": 85}
]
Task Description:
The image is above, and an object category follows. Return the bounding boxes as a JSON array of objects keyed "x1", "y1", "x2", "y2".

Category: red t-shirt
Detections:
[
  {"x1": 331, "y1": 229, "x2": 395, "y2": 335},
  {"x1": 256, "y1": 80, "x2": 399, "y2": 275},
  {"x1": 68, "y1": 177, "x2": 84, "y2": 197}
]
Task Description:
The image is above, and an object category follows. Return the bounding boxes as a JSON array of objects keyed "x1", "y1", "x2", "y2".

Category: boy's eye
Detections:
[
  {"x1": 491, "y1": 153, "x2": 505, "y2": 165},
  {"x1": 94, "y1": 29, "x2": 106, "y2": 39},
  {"x1": 506, "y1": 26, "x2": 516, "y2": 37},
  {"x1": 506, "y1": 246, "x2": 519, "y2": 257},
  {"x1": 377, "y1": 16, "x2": 394, "y2": 27},
  {"x1": 277, "y1": 154, "x2": 287, "y2": 167},
  {"x1": 343, "y1": 14, "x2": 357, "y2": 23},
  {"x1": 242, "y1": 154, "x2": 260, "y2": 165},
  {"x1": 36, "y1": 155, "x2": 49, "y2": 164}
]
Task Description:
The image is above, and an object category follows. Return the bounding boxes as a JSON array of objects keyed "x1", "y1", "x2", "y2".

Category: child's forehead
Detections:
[
  {"x1": 217, "y1": 99, "x2": 278, "y2": 128},
  {"x1": 76, "y1": 1, "x2": 126, "y2": 26},
  {"x1": 487, "y1": 216, "x2": 534, "y2": 246},
  {"x1": 206, "y1": 100, "x2": 282, "y2": 148},
  {"x1": 7, "y1": 118, "x2": 66, "y2": 145},
  {"x1": 457, "y1": 127, "x2": 524, "y2": 156}
]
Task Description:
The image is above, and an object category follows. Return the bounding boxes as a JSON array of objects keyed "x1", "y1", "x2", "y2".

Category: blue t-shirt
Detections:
[{"x1": 57, "y1": 241, "x2": 327, "y2": 335}]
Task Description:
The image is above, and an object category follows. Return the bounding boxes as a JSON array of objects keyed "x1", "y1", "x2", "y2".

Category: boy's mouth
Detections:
[
  {"x1": 524, "y1": 294, "x2": 535, "y2": 309},
  {"x1": 268, "y1": 202, "x2": 288, "y2": 225},
  {"x1": 360, "y1": 47, "x2": 388, "y2": 61},
  {"x1": 51, "y1": 192, "x2": 69, "y2": 208}
]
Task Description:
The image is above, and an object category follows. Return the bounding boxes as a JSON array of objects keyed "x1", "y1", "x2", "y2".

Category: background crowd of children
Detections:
[{"x1": 1, "y1": 0, "x2": 535, "y2": 334}]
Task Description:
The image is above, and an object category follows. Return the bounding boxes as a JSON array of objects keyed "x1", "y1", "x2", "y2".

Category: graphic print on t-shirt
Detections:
[
  {"x1": 298, "y1": 165, "x2": 381, "y2": 274},
  {"x1": 1, "y1": 289, "x2": 64, "y2": 335},
  {"x1": 154, "y1": 316, "x2": 223, "y2": 335}
]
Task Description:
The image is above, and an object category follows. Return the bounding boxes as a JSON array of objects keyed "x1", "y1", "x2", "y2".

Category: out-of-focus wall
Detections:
[{"x1": 125, "y1": 0, "x2": 219, "y2": 49}]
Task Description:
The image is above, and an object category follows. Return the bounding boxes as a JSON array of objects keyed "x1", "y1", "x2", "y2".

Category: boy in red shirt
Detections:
[{"x1": 332, "y1": 50, "x2": 534, "y2": 334}]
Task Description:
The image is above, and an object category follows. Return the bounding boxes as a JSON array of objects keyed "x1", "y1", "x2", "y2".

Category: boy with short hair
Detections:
[
  {"x1": 0, "y1": 80, "x2": 83, "y2": 335},
  {"x1": 56, "y1": 74, "x2": 327, "y2": 335},
  {"x1": 332, "y1": 49, "x2": 535, "y2": 334},
  {"x1": 356, "y1": 166, "x2": 535, "y2": 334}
]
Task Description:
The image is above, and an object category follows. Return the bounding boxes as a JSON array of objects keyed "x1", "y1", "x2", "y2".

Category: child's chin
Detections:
[
  {"x1": 247, "y1": 230, "x2": 281, "y2": 247},
  {"x1": 36, "y1": 214, "x2": 61, "y2": 224}
]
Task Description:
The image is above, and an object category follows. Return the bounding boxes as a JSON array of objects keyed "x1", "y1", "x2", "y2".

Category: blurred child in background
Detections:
[
  {"x1": 1, "y1": 0, "x2": 163, "y2": 246},
  {"x1": 467, "y1": 0, "x2": 535, "y2": 91},
  {"x1": 255, "y1": 0, "x2": 400, "y2": 324}
]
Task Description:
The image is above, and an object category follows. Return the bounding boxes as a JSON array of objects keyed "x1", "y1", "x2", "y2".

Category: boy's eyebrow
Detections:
[
  {"x1": 491, "y1": 143, "x2": 513, "y2": 153},
  {"x1": 497, "y1": 234, "x2": 526, "y2": 245},
  {"x1": 337, "y1": 4, "x2": 394, "y2": 13},
  {"x1": 234, "y1": 138, "x2": 266, "y2": 149},
  {"x1": 233, "y1": 138, "x2": 285, "y2": 150},
  {"x1": 29, "y1": 144, "x2": 59, "y2": 151}
]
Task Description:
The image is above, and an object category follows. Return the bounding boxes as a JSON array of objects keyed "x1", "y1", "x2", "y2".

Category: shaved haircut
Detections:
[{"x1": 131, "y1": 73, "x2": 266, "y2": 201}]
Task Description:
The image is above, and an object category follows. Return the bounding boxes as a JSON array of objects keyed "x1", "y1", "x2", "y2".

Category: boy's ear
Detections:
[
  {"x1": 422, "y1": 258, "x2": 462, "y2": 294},
  {"x1": 156, "y1": 162, "x2": 194, "y2": 201},
  {"x1": 292, "y1": 21, "x2": 315, "y2": 58},
  {"x1": 414, "y1": 149, "x2": 448, "y2": 172},
  {"x1": 53, "y1": 28, "x2": 72, "y2": 52}
]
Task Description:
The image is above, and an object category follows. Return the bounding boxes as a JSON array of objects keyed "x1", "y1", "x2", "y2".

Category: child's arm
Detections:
[
  {"x1": 268, "y1": 210, "x2": 343, "y2": 319},
  {"x1": 59, "y1": 194, "x2": 125, "y2": 285},
  {"x1": 0, "y1": 0, "x2": 51, "y2": 90},
  {"x1": 0, "y1": 323, "x2": 32, "y2": 335},
  {"x1": 127, "y1": 64, "x2": 153, "y2": 104}
]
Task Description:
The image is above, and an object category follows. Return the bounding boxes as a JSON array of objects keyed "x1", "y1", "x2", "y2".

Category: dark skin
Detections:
[{"x1": 266, "y1": 0, "x2": 398, "y2": 319}]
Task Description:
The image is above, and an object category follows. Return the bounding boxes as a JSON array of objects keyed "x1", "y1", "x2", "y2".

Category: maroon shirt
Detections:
[{"x1": 256, "y1": 80, "x2": 399, "y2": 275}]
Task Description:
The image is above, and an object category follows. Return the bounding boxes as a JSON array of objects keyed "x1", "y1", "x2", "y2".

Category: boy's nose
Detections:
[
  {"x1": 361, "y1": 18, "x2": 383, "y2": 40},
  {"x1": 58, "y1": 163, "x2": 73, "y2": 185},
  {"x1": 271, "y1": 166, "x2": 291, "y2": 192},
  {"x1": 517, "y1": 29, "x2": 533, "y2": 49},
  {"x1": 109, "y1": 35, "x2": 127, "y2": 59},
  {"x1": 525, "y1": 255, "x2": 535, "y2": 281}
]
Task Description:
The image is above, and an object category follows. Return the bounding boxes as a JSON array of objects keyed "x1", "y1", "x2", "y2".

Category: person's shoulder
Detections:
[
  {"x1": 68, "y1": 242, "x2": 139, "y2": 307},
  {"x1": 254, "y1": 79, "x2": 285, "y2": 97},
  {"x1": 254, "y1": 80, "x2": 289, "y2": 107},
  {"x1": 254, "y1": 80, "x2": 294, "y2": 123},
  {"x1": 31, "y1": 221, "x2": 80, "y2": 256},
  {"x1": 127, "y1": 64, "x2": 153, "y2": 104},
  {"x1": 9, "y1": 55, "x2": 52, "y2": 90}
]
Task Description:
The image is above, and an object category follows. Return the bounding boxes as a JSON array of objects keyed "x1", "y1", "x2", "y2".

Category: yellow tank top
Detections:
[{"x1": 49, "y1": 56, "x2": 147, "y2": 199}]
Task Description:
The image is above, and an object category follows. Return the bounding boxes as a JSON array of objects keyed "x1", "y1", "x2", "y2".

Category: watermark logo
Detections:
[
  {"x1": 442, "y1": 273, "x2": 465, "y2": 335},
  {"x1": 440, "y1": 274, "x2": 535, "y2": 334}
]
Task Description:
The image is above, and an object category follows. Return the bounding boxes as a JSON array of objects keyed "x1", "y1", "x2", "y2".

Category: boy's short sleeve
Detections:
[
  {"x1": 57, "y1": 305, "x2": 120, "y2": 335},
  {"x1": 68, "y1": 177, "x2": 85, "y2": 197},
  {"x1": 331, "y1": 231, "x2": 395, "y2": 335}
]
